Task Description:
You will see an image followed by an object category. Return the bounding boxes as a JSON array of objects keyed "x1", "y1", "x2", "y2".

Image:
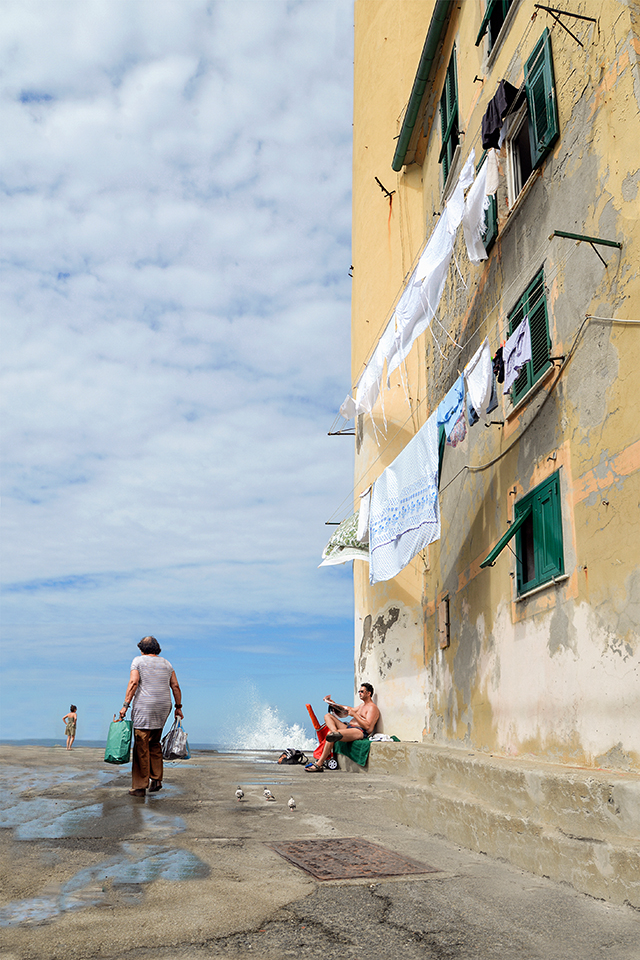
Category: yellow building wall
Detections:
[{"x1": 351, "y1": 0, "x2": 640, "y2": 766}]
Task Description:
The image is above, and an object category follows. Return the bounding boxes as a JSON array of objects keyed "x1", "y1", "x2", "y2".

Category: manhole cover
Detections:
[{"x1": 269, "y1": 838, "x2": 440, "y2": 880}]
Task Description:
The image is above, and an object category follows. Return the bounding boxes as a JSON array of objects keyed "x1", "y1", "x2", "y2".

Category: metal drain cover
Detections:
[{"x1": 269, "y1": 838, "x2": 440, "y2": 880}]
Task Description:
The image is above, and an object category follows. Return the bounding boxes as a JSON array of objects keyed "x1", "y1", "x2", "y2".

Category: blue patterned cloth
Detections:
[
  {"x1": 369, "y1": 411, "x2": 440, "y2": 584},
  {"x1": 437, "y1": 374, "x2": 465, "y2": 440}
]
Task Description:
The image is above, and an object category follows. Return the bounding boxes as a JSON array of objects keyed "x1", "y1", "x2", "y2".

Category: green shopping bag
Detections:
[{"x1": 104, "y1": 717, "x2": 132, "y2": 764}]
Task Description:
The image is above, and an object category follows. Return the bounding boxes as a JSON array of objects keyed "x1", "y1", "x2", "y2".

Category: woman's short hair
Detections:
[
  {"x1": 361, "y1": 682, "x2": 374, "y2": 696},
  {"x1": 138, "y1": 636, "x2": 161, "y2": 655},
  {"x1": 70, "y1": 705, "x2": 77, "y2": 712}
]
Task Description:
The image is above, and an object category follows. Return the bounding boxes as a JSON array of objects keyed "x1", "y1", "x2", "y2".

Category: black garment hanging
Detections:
[{"x1": 481, "y1": 80, "x2": 518, "y2": 150}]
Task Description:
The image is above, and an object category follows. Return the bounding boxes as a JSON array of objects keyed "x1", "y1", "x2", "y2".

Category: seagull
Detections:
[
  {"x1": 288, "y1": 797, "x2": 296, "y2": 811},
  {"x1": 264, "y1": 788, "x2": 275, "y2": 801},
  {"x1": 235, "y1": 787, "x2": 244, "y2": 801}
]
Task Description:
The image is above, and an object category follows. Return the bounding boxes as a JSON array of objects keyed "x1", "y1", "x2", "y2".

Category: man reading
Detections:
[{"x1": 305, "y1": 682, "x2": 379, "y2": 772}]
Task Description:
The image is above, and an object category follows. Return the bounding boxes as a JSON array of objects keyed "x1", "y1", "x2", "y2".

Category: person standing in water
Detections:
[{"x1": 62, "y1": 705, "x2": 77, "y2": 750}]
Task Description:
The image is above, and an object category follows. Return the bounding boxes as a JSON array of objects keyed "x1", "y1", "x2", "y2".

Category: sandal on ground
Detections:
[
  {"x1": 326, "y1": 731, "x2": 343, "y2": 743},
  {"x1": 304, "y1": 762, "x2": 324, "y2": 772},
  {"x1": 128, "y1": 788, "x2": 146, "y2": 797},
  {"x1": 149, "y1": 780, "x2": 163, "y2": 792}
]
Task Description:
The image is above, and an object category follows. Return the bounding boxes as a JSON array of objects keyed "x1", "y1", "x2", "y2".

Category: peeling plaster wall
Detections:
[{"x1": 352, "y1": 1, "x2": 640, "y2": 769}]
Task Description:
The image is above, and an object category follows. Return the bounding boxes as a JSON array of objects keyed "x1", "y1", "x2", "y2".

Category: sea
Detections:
[{"x1": 0, "y1": 698, "x2": 319, "y2": 755}]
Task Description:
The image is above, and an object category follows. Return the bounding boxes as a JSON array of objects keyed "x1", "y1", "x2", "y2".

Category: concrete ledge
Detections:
[{"x1": 340, "y1": 742, "x2": 640, "y2": 908}]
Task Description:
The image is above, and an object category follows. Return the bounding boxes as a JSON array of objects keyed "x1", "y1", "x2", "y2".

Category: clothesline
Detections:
[
  {"x1": 330, "y1": 233, "x2": 583, "y2": 519},
  {"x1": 346, "y1": 13, "x2": 591, "y2": 414},
  {"x1": 325, "y1": 235, "x2": 588, "y2": 528}
]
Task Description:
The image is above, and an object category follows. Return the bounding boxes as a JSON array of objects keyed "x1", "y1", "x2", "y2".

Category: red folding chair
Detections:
[{"x1": 306, "y1": 703, "x2": 339, "y2": 770}]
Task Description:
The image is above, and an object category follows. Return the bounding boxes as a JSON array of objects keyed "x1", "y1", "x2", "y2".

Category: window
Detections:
[
  {"x1": 514, "y1": 472, "x2": 564, "y2": 593},
  {"x1": 477, "y1": 151, "x2": 498, "y2": 252},
  {"x1": 507, "y1": 268, "x2": 551, "y2": 405},
  {"x1": 439, "y1": 48, "x2": 459, "y2": 185},
  {"x1": 480, "y1": 470, "x2": 565, "y2": 596},
  {"x1": 476, "y1": 0, "x2": 515, "y2": 52},
  {"x1": 505, "y1": 29, "x2": 559, "y2": 203}
]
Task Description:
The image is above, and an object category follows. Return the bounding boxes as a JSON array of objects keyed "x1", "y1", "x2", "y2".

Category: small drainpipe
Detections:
[{"x1": 391, "y1": 0, "x2": 451, "y2": 172}]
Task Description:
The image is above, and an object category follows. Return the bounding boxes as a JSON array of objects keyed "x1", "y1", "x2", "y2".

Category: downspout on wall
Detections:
[{"x1": 391, "y1": 0, "x2": 450, "y2": 172}]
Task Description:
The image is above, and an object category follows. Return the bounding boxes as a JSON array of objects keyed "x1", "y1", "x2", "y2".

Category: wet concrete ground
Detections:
[{"x1": 1, "y1": 745, "x2": 639, "y2": 960}]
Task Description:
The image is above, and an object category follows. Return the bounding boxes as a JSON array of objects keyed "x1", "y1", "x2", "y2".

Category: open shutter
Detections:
[
  {"x1": 525, "y1": 29, "x2": 559, "y2": 168},
  {"x1": 535, "y1": 475, "x2": 564, "y2": 581},
  {"x1": 475, "y1": 0, "x2": 499, "y2": 46},
  {"x1": 480, "y1": 505, "x2": 531, "y2": 568}
]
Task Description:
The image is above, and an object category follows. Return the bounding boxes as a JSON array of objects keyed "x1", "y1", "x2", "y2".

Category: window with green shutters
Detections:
[
  {"x1": 479, "y1": 470, "x2": 565, "y2": 595},
  {"x1": 439, "y1": 49, "x2": 459, "y2": 185},
  {"x1": 476, "y1": 0, "x2": 515, "y2": 52},
  {"x1": 507, "y1": 268, "x2": 551, "y2": 404},
  {"x1": 525, "y1": 28, "x2": 559, "y2": 168},
  {"x1": 514, "y1": 471, "x2": 564, "y2": 594},
  {"x1": 506, "y1": 29, "x2": 559, "y2": 203}
]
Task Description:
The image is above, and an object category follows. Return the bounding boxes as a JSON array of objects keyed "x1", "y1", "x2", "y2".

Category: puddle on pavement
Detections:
[{"x1": 0, "y1": 843, "x2": 209, "y2": 926}]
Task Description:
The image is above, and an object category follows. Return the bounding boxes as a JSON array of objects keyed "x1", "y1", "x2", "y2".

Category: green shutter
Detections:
[
  {"x1": 535, "y1": 475, "x2": 564, "y2": 581},
  {"x1": 513, "y1": 471, "x2": 564, "y2": 593},
  {"x1": 440, "y1": 49, "x2": 458, "y2": 180},
  {"x1": 477, "y1": 151, "x2": 498, "y2": 250},
  {"x1": 480, "y1": 505, "x2": 531, "y2": 568},
  {"x1": 475, "y1": 0, "x2": 499, "y2": 46},
  {"x1": 525, "y1": 29, "x2": 559, "y2": 168},
  {"x1": 509, "y1": 269, "x2": 550, "y2": 404}
]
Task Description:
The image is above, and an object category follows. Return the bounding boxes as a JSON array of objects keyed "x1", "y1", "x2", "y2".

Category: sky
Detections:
[{"x1": 0, "y1": 0, "x2": 357, "y2": 746}]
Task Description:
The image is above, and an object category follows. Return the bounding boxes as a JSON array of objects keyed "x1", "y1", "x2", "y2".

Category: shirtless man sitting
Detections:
[{"x1": 305, "y1": 683, "x2": 380, "y2": 772}]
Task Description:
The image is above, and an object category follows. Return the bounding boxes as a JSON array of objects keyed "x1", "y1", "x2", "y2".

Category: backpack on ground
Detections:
[{"x1": 277, "y1": 748, "x2": 308, "y2": 765}]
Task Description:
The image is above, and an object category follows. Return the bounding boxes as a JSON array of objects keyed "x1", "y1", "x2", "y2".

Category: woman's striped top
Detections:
[{"x1": 130, "y1": 655, "x2": 174, "y2": 730}]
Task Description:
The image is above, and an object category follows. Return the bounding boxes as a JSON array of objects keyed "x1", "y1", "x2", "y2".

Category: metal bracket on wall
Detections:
[
  {"x1": 549, "y1": 230, "x2": 622, "y2": 267},
  {"x1": 533, "y1": 5, "x2": 597, "y2": 48},
  {"x1": 328, "y1": 429, "x2": 355, "y2": 436}
]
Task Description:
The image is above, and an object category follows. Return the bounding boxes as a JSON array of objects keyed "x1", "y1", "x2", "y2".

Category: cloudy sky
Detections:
[{"x1": 0, "y1": 0, "x2": 356, "y2": 745}]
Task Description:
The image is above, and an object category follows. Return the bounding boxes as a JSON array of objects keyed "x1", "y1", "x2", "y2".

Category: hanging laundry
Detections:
[
  {"x1": 339, "y1": 395, "x2": 356, "y2": 420},
  {"x1": 481, "y1": 80, "x2": 518, "y2": 149},
  {"x1": 462, "y1": 161, "x2": 489, "y2": 265},
  {"x1": 464, "y1": 337, "x2": 492, "y2": 419},
  {"x1": 437, "y1": 374, "x2": 465, "y2": 441},
  {"x1": 503, "y1": 317, "x2": 532, "y2": 393},
  {"x1": 387, "y1": 151, "x2": 476, "y2": 380},
  {"x1": 486, "y1": 374, "x2": 499, "y2": 413},
  {"x1": 447, "y1": 409, "x2": 467, "y2": 447},
  {"x1": 485, "y1": 148, "x2": 499, "y2": 196},
  {"x1": 356, "y1": 486, "x2": 371, "y2": 544},
  {"x1": 493, "y1": 346, "x2": 505, "y2": 383},
  {"x1": 354, "y1": 316, "x2": 396, "y2": 417},
  {"x1": 467, "y1": 391, "x2": 479, "y2": 426},
  {"x1": 319, "y1": 513, "x2": 370, "y2": 567},
  {"x1": 369, "y1": 411, "x2": 440, "y2": 584}
]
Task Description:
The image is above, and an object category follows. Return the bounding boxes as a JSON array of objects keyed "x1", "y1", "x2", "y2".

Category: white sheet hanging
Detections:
[
  {"x1": 369, "y1": 411, "x2": 440, "y2": 584},
  {"x1": 485, "y1": 148, "x2": 499, "y2": 196},
  {"x1": 354, "y1": 316, "x2": 396, "y2": 416},
  {"x1": 349, "y1": 151, "x2": 477, "y2": 415},
  {"x1": 464, "y1": 337, "x2": 492, "y2": 418},
  {"x1": 462, "y1": 161, "x2": 489, "y2": 265}
]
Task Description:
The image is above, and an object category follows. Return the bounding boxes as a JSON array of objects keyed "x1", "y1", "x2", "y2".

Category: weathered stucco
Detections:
[{"x1": 351, "y1": 1, "x2": 640, "y2": 769}]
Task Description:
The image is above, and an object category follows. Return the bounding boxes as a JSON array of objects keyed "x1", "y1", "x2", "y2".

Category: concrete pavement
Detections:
[{"x1": 1, "y1": 745, "x2": 639, "y2": 960}]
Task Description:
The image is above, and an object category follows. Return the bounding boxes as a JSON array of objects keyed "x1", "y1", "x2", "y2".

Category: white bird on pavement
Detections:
[
  {"x1": 288, "y1": 797, "x2": 296, "y2": 811},
  {"x1": 235, "y1": 787, "x2": 244, "y2": 801},
  {"x1": 264, "y1": 788, "x2": 275, "y2": 801}
]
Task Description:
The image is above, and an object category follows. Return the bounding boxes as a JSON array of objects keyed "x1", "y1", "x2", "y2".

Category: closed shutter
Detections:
[
  {"x1": 440, "y1": 50, "x2": 459, "y2": 181},
  {"x1": 534, "y1": 474, "x2": 564, "y2": 581},
  {"x1": 509, "y1": 269, "x2": 550, "y2": 404},
  {"x1": 525, "y1": 29, "x2": 559, "y2": 168}
]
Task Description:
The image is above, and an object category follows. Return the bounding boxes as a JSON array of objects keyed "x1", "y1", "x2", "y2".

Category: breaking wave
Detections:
[{"x1": 219, "y1": 688, "x2": 317, "y2": 751}]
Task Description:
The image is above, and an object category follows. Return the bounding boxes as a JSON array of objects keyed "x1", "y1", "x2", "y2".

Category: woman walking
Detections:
[
  {"x1": 62, "y1": 705, "x2": 77, "y2": 750},
  {"x1": 119, "y1": 636, "x2": 183, "y2": 797}
]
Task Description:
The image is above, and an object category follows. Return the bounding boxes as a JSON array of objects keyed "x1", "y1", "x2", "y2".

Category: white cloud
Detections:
[{"x1": 0, "y1": 0, "x2": 356, "y2": 721}]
